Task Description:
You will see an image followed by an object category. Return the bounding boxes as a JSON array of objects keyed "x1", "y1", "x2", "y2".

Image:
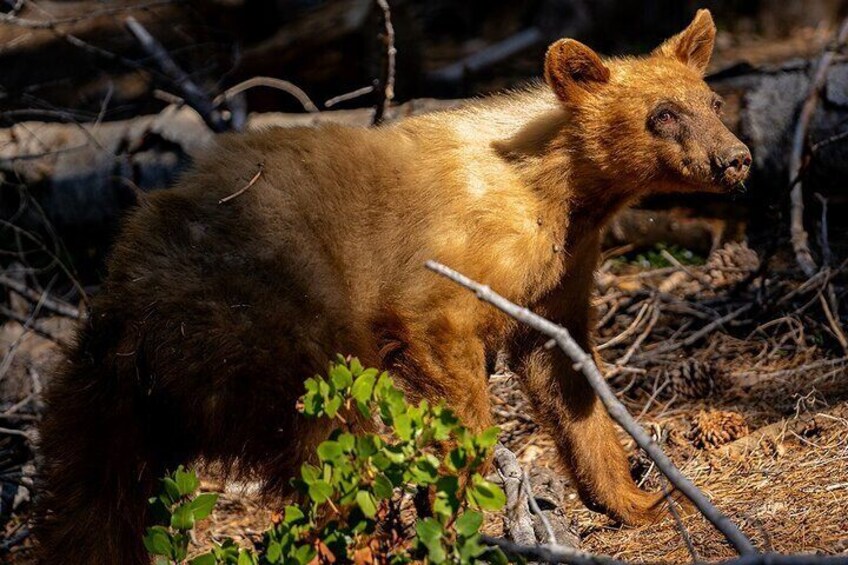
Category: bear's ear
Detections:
[
  {"x1": 653, "y1": 9, "x2": 716, "y2": 75},
  {"x1": 544, "y1": 39, "x2": 610, "y2": 103}
]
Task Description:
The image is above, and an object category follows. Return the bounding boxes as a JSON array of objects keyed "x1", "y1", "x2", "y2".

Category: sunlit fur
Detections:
[{"x1": 36, "y1": 10, "x2": 748, "y2": 564}]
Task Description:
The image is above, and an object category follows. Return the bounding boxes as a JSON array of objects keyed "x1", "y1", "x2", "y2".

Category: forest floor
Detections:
[{"x1": 2, "y1": 237, "x2": 847, "y2": 564}]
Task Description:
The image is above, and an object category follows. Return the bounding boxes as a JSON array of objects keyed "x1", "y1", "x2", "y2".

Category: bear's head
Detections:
[{"x1": 544, "y1": 9, "x2": 751, "y2": 194}]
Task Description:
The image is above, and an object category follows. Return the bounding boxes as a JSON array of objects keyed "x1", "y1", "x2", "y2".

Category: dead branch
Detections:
[
  {"x1": 0, "y1": 274, "x2": 81, "y2": 320},
  {"x1": 428, "y1": 28, "x2": 545, "y2": 86},
  {"x1": 523, "y1": 471, "x2": 557, "y2": 545},
  {"x1": 324, "y1": 85, "x2": 376, "y2": 108},
  {"x1": 651, "y1": 303, "x2": 753, "y2": 355},
  {"x1": 372, "y1": 0, "x2": 396, "y2": 126},
  {"x1": 481, "y1": 535, "x2": 625, "y2": 565},
  {"x1": 213, "y1": 77, "x2": 319, "y2": 113},
  {"x1": 124, "y1": 16, "x2": 227, "y2": 133},
  {"x1": 788, "y1": 17, "x2": 848, "y2": 277},
  {"x1": 493, "y1": 444, "x2": 536, "y2": 546},
  {"x1": 425, "y1": 260, "x2": 758, "y2": 555}
]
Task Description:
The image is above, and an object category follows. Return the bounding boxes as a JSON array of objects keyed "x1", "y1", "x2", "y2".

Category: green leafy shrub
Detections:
[{"x1": 144, "y1": 356, "x2": 510, "y2": 564}]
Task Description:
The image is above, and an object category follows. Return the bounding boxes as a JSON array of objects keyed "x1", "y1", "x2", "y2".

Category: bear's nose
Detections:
[{"x1": 717, "y1": 145, "x2": 752, "y2": 174}]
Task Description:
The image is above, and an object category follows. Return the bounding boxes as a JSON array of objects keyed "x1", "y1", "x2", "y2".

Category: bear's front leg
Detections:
[{"x1": 515, "y1": 344, "x2": 670, "y2": 525}]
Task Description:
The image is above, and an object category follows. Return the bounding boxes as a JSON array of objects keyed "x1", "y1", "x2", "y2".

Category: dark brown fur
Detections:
[{"x1": 37, "y1": 10, "x2": 750, "y2": 564}]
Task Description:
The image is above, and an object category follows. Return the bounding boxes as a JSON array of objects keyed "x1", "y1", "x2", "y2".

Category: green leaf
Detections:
[
  {"x1": 188, "y1": 553, "x2": 217, "y2": 565},
  {"x1": 393, "y1": 413, "x2": 413, "y2": 441},
  {"x1": 476, "y1": 426, "x2": 501, "y2": 449},
  {"x1": 142, "y1": 526, "x2": 173, "y2": 557},
  {"x1": 238, "y1": 549, "x2": 255, "y2": 565},
  {"x1": 410, "y1": 456, "x2": 439, "y2": 485},
  {"x1": 284, "y1": 505, "x2": 305, "y2": 524},
  {"x1": 416, "y1": 518, "x2": 446, "y2": 563},
  {"x1": 356, "y1": 490, "x2": 378, "y2": 518},
  {"x1": 351, "y1": 371, "x2": 376, "y2": 403},
  {"x1": 162, "y1": 477, "x2": 181, "y2": 504},
  {"x1": 171, "y1": 502, "x2": 195, "y2": 530},
  {"x1": 350, "y1": 357, "x2": 364, "y2": 376},
  {"x1": 300, "y1": 464, "x2": 320, "y2": 485},
  {"x1": 189, "y1": 493, "x2": 218, "y2": 521},
  {"x1": 172, "y1": 532, "x2": 189, "y2": 560},
  {"x1": 329, "y1": 363, "x2": 353, "y2": 390},
  {"x1": 373, "y1": 473, "x2": 394, "y2": 499},
  {"x1": 266, "y1": 540, "x2": 282, "y2": 562},
  {"x1": 455, "y1": 510, "x2": 483, "y2": 537},
  {"x1": 458, "y1": 534, "x2": 488, "y2": 561},
  {"x1": 355, "y1": 435, "x2": 380, "y2": 458},
  {"x1": 294, "y1": 544, "x2": 317, "y2": 564},
  {"x1": 317, "y1": 440, "x2": 343, "y2": 462},
  {"x1": 337, "y1": 432, "x2": 355, "y2": 452},
  {"x1": 308, "y1": 480, "x2": 334, "y2": 504},
  {"x1": 174, "y1": 466, "x2": 200, "y2": 496},
  {"x1": 467, "y1": 475, "x2": 506, "y2": 511},
  {"x1": 446, "y1": 447, "x2": 467, "y2": 473},
  {"x1": 325, "y1": 394, "x2": 343, "y2": 418}
]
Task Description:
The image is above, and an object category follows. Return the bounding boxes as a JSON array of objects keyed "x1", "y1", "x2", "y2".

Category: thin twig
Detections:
[
  {"x1": 218, "y1": 164, "x2": 265, "y2": 205},
  {"x1": 372, "y1": 0, "x2": 397, "y2": 126},
  {"x1": 523, "y1": 471, "x2": 557, "y2": 545},
  {"x1": 426, "y1": 260, "x2": 758, "y2": 555},
  {"x1": 213, "y1": 77, "x2": 319, "y2": 113},
  {"x1": 788, "y1": 17, "x2": 848, "y2": 277},
  {"x1": 0, "y1": 274, "x2": 81, "y2": 319},
  {"x1": 324, "y1": 85, "x2": 376, "y2": 108},
  {"x1": 815, "y1": 193, "x2": 832, "y2": 267},
  {"x1": 661, "y1": 477, "x2": 700, "y2": 563},
  {"x1": 652, "y1": 303, "x2": 753, "y2": 355},
  {"x1": 124, "y1": 16, "x2": 227, "y2": 132}
]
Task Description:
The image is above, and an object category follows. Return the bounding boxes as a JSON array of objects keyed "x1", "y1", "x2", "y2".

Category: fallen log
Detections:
[{"x1": 2, "y1": 58, "x2": 848, "y2": 244}]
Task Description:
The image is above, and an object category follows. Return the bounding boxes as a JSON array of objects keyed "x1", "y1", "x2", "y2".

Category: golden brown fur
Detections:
[{"x1": 36, "y1": 10, "x2": 750, "y2": 564}]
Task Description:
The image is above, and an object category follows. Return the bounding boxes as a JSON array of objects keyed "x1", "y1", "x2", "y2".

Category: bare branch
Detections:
[
  {"x1": 124, "y1": 16, "x2": 227, "y2": 133},
  {"x1": 425, "y1": 260, "x2": 758, "y2": 556},
  {"x1": 324, "y1": 85, "x2": 375, "y2": 109},
  {"x1": 0, "y1": 274, "x2": 80, "y2": 319},
  {"x1": 213, "y1": 77, "x2": 319, "y2": 113},
  {"x1": 372, "y1": 0, "x2": 396, "y2": 126},
  {"x1": 493, "y1": 444, "x2": 536, "y2": 546},
  {"x1": 788, "y1": 17, "x2": 848, "y2": 277},
  {"x1": 481, "y1": 535, "x2": 625, "y2": 565}
]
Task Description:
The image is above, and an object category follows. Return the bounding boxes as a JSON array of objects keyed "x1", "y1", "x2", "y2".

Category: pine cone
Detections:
[
  {"x1": 666, "y1": 359, "x2": 722, "y2": 399},
  {"x1": 690, "y1": 410, "x2": 748, "y2": 449},
  {"x1": 705, "y1": 242, "x2": 760, "y2": 286}
]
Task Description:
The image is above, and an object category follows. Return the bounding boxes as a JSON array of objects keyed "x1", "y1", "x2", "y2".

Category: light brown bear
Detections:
[{"x1": 37, "y1": 9, "x2": 750, "y2": 564}]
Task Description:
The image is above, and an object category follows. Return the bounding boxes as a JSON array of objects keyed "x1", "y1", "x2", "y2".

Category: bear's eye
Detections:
[
  {"x1": 657, "y1": 110, "x2": 675, "y2": 123},
  {"x1": 647, "y1": 103, "x2": 684, "y2": 138},
  {"x1": 712, "y1": 99, "x2": 724, "y2": 114}
]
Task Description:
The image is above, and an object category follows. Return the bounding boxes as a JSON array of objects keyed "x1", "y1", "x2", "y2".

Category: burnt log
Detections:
[{"x1": 2, "y1": 58, "x2": 848, "y2": 257}]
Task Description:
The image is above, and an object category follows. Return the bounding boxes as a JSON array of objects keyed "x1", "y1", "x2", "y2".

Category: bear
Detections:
[{"x1": 36, "y1": 9, "x2": 750, "y2": 564}]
